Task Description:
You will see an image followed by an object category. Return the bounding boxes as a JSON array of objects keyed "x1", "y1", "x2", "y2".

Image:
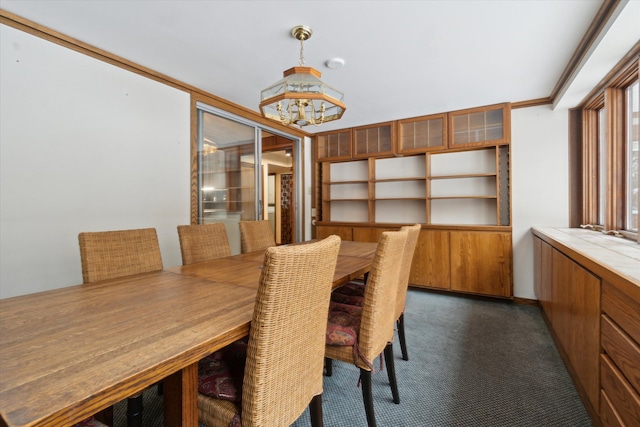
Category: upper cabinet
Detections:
[
  {"x1": 448, "y1": 103, "x2": 511, "y2": 148},
  {"x1": 315, "y1": 102, "x2": 511, "y2": 161},
  {"x1": 352, "y1": 122, "x2": 395, "y2": 159},
  {"x1": 397, "y1": 113, "x2": 447, "y2": 154},
  {"x1": 316, "y1": 129, "x2": 352, "y2": 161}
]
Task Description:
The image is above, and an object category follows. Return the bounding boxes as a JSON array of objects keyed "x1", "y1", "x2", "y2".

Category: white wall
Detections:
[
  {"x1": 511, "y1": 105, "x2": 570, "y2": 299},
  {"x1": 0, "y1": 25, "x2": 191, "y2": 298}
]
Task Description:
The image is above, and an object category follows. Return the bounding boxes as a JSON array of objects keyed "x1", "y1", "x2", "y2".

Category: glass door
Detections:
[
  {"x1": 197, "y1": 104, "x2": 301, "y2": 254},
  {"x1": 198, "y1": 109, "x2": 257, "y2": 254}
]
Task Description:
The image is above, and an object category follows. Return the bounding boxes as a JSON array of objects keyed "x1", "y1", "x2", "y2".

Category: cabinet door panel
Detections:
[
  {"x1": 552, "y1": 249, "x2": 601, "y2": 412},
  {"x1": 537, "y1": 239, "x2": 554, "y2": 319},
  {"x1": 316, "y1": 225, "x2": 352, "y2": 241},
  {"x1": 352, "y1": 227, "x2": 394, "y2": 243},
  {"x1": 316, "y1": 130, "x2": 351, "y2": 161},
  {"x1": 449, "y1": 103, "x2": 510, "y2": 148},
  {"x1": 601, "y1": 354, "x2": 640, "y2": 426},
  {"x1": 450, "y1": 231, "x2": 512, "y2": 297},
  {"x1": 409, "y1": 230, "x2": 450, "y2": 289}
]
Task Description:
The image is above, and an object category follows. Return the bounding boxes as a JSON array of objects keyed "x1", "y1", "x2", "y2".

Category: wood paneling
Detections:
[
  {"x1": 450, "y1": 231, "x2": 512, "y2": 297},
  {"x1": 601, "y1": 314, "x2": 640, "y2": 395},
  {"x1": 316, "y1": 225, "x2": 353, "y2": 241},
  {"x1": 603, "y1": 280, "x2": 640, "y2": 346},
  {"x1": 601, "y1": 389, "x2": 625, "y2": 427},
  {"x1": 352, "y1": 226, "x2": 394, "y2": 243},
  {"x1": 601, "y1": 354, "x2": 640, "y2": 426},
  {"x1": 552, "y1": 249, "x2": 601, "y2": 412},
  {"x1": 409, "y1": 230, "x2": 450, "y2": 289}
]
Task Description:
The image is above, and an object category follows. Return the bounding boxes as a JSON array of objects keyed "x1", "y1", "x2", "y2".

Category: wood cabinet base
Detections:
[{"x1": 317, "y1": 224, "x2": 513, "y2": 299}]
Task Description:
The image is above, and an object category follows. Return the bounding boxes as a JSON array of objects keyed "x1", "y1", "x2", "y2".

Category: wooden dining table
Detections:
[
  {"x1": 0, "y1": 240, "x2": 377, "y2": 427},
  {"x1": 168, "y1": 240, "x2": 377, "y2": 290}
]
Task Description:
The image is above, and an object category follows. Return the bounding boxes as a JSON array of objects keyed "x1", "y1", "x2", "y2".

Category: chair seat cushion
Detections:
[
  {"x1": 198, "y1": 340, "x2": 248, "y2": 402},
  {"x1": 76, "y1": 417, "x2": 108, "y2": 427},
  {"x1": 333, "y1": 281, "x2": 365, "y2": 297},
  {"x1": 326, "y1": 302, "x2": 363, "y2": 346},
  {"x1": 331, "y1": 291, "x2": 364, "y2": 307}
]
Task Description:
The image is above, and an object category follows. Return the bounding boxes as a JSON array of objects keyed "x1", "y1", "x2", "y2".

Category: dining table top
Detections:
[
  {"x1": 0, "y1": 240, "x2": 377, "y2": 427},
  {"x1": 168, "y1": 240, "x2": 377, "y2": 290}
]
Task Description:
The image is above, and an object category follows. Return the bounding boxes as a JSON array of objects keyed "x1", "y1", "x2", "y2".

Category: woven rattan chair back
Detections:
[
  {"x1": 198, "y1": 235, "x2": 341, "y2": 427},
  {"x1": 177, "y1": 223, "x2": 231, "y2": 265},
  {"x1": 78, "y1": 228, "x2": 163, "y2": 283},
  {"x1": 355, "y1": 229, "x2": 408, "y2": 367},
  {"x1": 395, "y1": 224, "x2": 421, "y2": 320},
  {"x1": 239, "y1": 220, "x2": 276, "y2": 253}
]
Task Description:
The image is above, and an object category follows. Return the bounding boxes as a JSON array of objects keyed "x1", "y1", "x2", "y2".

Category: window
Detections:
[
  {"x1": 598, "y1": 107, "x2": 607, "y2": 225},
  {"x1": 627, "y1": 81, "x2": 639, "y2": 232},
  {"x1": 576, "y1": 56, "x2": 639, "y2": 242}
]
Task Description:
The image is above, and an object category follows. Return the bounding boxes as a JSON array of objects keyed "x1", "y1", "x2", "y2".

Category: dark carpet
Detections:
[{"x1": 114, "y1": 288, "x2": 592, "y2": 426}]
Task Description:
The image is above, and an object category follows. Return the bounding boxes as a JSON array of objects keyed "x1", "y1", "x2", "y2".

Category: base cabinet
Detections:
[
  {"x1": 315, "y1": 225, "x2": 353, "y2": 241},
  {"x1": 316, "y1": 224, "x2": 512, "y2": 298},
  {"x1": 535, "y1": 238, "x2": 601, "y2": 416},
  {"x1": 532, "y1": 228, "x2": 640, "y2": 427},
  {"x1": 600, "y1": 281, "x2": 640, "y2": 426},
  {"x1": 410, "y1": 230, "x2": 450, "y2": 290},
  {"x1": 551, "y1": 249, "x2": 601, "y2": 413},
  {"x1": 450, "y1": 231, "x2": 512, "y2": 297}
]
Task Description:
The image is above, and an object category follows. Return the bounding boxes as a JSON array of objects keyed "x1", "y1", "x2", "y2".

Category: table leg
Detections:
[{"x1": 163, "y1": 362, "x2": 198, "y2": 427}]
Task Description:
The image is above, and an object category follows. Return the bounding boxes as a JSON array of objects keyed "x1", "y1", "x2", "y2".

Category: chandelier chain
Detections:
[{"x1": 299, "y1": 38, "x2": 305, "y2": 66}]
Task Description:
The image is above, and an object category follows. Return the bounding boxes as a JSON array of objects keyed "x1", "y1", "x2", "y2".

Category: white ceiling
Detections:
[{"x1": 1, "y1": 0, "x2": 638, "y2": 133}]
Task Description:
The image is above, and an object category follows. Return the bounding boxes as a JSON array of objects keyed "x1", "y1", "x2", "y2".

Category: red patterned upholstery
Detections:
[
  {"x1": 76, "y1": 417, "x2": 108, "y2": 427},
  {"x1": 331, "y1": 279, "x2": 365, "y2": 306},
  {"x1": 198, "y1": 340, "x2": 248, "y2": 402},
  {"x1": 333, "y1": 281, "x2": 365, "y2": 296},
  {"x1": 331, "y1": 291, "x2": 364, "y2": 307},
  {"x1": 326, "y1": 302, "x2": 363, "y2": 346}
]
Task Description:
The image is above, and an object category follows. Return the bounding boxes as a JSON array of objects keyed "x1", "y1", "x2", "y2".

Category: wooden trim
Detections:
[
  {"x1": 582, "y1": 109, "x2": 599, "y2": 225},
  {"x1": 315, "y1": 221, "x2": 511, "y2": 232},
  {"x1": 0, "y1": 9, "x2": 309, "y2": 140},
  {"x1": 511, "y1": 97, "x2": 552, "y2": 109},
  {"x1": 425, "y1": 154, "x2": 432, "y2": 224},
  {"x1": 579, "y1": 43, "x2": 640, "y2": 109},
  {"x1": 190, "y1": 99, "x2": 199, "y2": 224},
  {"x1": 604, "y1": 88, "x2": 625, "y2": 230},
  {"x1": 367, "y1": 159, "x2": 376, "y2": 223},
  {"x1": 549, "y1": 0, "x2": 623, "y2": 104},
  {"x1": 569, "y1": 109, "x2": 584, "y2": 228},
  {"x1": 512, "y1": 296, "x2": 539, "y2": 307}
]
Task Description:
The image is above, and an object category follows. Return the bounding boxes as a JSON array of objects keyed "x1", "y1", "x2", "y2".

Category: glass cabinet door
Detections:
[{"x1": 448, "y1": 103, "x2": 510, "y2": 148}]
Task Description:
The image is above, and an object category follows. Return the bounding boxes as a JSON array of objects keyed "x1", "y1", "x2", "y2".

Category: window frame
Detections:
[{"x1": 575, "y1": 54, "x2": 639, "y2": 242}]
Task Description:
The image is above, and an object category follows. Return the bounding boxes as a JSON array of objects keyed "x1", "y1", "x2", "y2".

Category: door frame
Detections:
[{"x1": 195, "y1": 102, "x2": 303, "y2": 241}]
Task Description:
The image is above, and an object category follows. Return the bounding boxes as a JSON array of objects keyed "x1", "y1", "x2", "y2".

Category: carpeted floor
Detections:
[{"x1": 114, "y1": 288, "x2": 593, "y2": 426}]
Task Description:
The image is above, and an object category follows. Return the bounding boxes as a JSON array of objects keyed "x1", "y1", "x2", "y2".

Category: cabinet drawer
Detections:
[
  {"x1": 601, "y1": 354, "x2": 640, "y2": 426},
  {"x1": 601, "y1": 389, "x2": 625, "y2": 427},
  {"x1": 602, "y1": 314, "x2": 640, "y2": 395},
  {"x1": 602, "y1": 280, "x2": 640, "y2": 345},
  {"x1": 600, "y1": 390, "x2": 625, "y2": 427}
]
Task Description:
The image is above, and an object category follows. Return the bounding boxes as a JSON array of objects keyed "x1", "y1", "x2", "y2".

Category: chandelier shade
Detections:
[{"x1": 259, "y1": 26, "x2": 346, "y2": 127}]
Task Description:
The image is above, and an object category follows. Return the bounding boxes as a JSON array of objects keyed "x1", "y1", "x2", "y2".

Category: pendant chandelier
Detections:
[{"x1": 259, "y1": 25, "x2": 346, "y2": 127}]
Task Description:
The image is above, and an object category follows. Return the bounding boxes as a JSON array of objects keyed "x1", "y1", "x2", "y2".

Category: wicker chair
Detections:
[
  {"x1": 330, "y1": 224, "x2": 421, "y2": 361},
  {"x1": 238, "y1": 220, "x2": 276, "y2": 253},
  {"x1": 78, "y1": 227, "x2": 164, "y2": 427},
  {"x1": 197, "y1": 235, "x2": 341, "y2": 427},
  {"x1": 177, "y1": 223, "x2": 231, "y2": 265},
  {"x1": 324, "y1": 229, "x2": 408, "y2": 427},
  {"x1": 392, "y1": 224, "x2": 421, "y2": 360}
]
